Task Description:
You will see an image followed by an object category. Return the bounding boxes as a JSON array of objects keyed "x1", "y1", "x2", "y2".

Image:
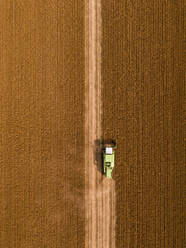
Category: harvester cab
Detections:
[{"x1": 102, "y1": 140, "x2": 116, "y2": 178}]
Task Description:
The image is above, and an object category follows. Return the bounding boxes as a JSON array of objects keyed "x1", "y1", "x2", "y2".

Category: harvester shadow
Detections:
[{"x1": 94, "y1": 139, "x2": 103, "y2": 175}]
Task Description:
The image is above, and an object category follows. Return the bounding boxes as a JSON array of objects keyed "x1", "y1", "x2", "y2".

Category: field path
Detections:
[{"x1": 85, "y1": 1, "x2": 115, "y2": 247}]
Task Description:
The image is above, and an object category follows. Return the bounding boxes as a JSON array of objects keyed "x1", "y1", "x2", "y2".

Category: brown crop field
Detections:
[
  {"x1": 0, "y1": 1, "x2": 185, "y2": 248},
  {"x1": 0, "y1": 1, "x2": 85, "y2": 247},
  {"x1": 102, "y1": 1, "x2": 185, "y2": 248}
]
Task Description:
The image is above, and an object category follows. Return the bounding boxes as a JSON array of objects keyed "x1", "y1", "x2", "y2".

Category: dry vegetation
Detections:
[
  {"x1": 0, "y1": 1, "x2": 85, "y2": 247},
  {"x1": 102, "y1": 1, "x2": 185, "y2": 247},
  {"x1": 0, "y1": 0, "x2": 185, "y2": 247}
]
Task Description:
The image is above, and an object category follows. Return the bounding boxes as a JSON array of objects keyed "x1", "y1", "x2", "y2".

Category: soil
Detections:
[{"x1": 85, "y1": 1, "x2": 115, "y2": 248}]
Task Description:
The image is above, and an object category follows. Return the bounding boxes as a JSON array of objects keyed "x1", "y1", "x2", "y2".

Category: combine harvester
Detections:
[{"x1": 102, "y1": 140, "x2": 116, "y2": 178}]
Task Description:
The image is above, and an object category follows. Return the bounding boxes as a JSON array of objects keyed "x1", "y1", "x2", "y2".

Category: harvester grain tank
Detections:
[{"x1": 102, "y1": 140, "x2": 116, "y2": 178}]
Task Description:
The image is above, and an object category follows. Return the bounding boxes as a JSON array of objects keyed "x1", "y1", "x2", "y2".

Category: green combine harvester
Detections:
[{"x1": 102, "y1": 140, "x2": 116, "y2": 178}]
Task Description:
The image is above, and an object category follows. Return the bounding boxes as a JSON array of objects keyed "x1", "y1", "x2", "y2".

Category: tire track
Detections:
[{"x1": 85, "y1": 1, "x2": 116, "y2": 247}]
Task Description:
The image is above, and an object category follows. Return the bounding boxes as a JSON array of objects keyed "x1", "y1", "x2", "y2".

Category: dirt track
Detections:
[{"x1": 85, "y1": 1, "x2": 115, "y2": 247}]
